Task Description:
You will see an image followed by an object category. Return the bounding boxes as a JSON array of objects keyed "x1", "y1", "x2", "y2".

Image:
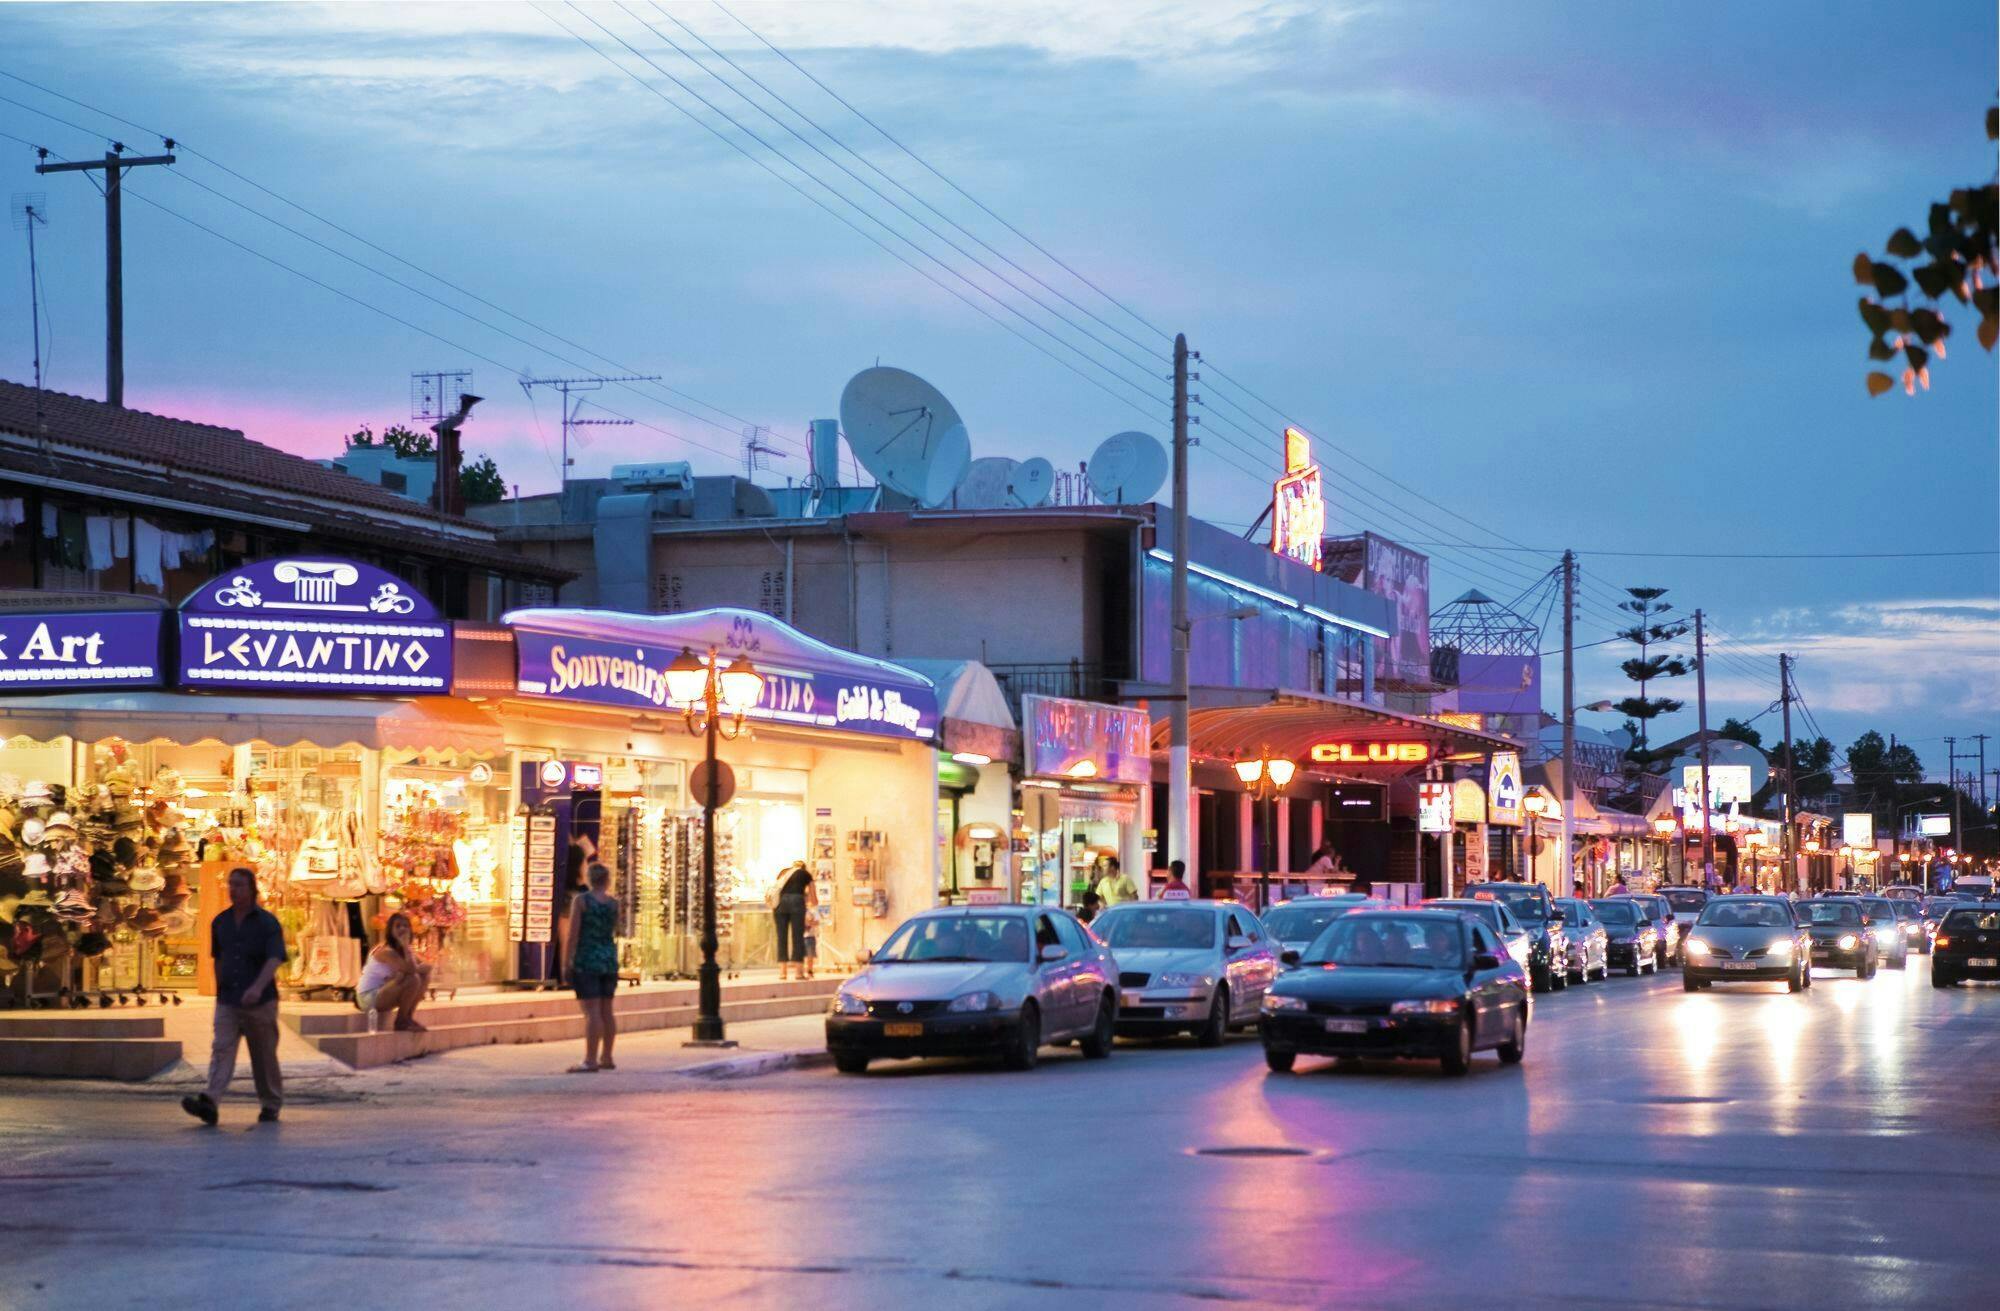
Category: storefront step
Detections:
[
  {"x1": 0, "y1": 1015, "x2": 168, "y2": 1040},
  {"x1": 289, "y1": 979, "x2": 839, "y2": 1037},
  {"x1": 0, "y1": 1035, "x2": 183, "y2": 1081}
]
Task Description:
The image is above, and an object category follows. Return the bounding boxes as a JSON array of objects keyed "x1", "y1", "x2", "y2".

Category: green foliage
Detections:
[
  {"x1": 1847, "y1": 730, "x2": 1924, "y2": 789},
  {"x1": 459, "y1": 455, "x2": 506, "y2": 506},
  {"x1": 1773, "y1": 736, "x2": 1836, "y2": 796},
  {"x1": 1613, "y1": 586, "x2": 1692, "y2": 768},
  {"x1": 345, "y1": 423, "x2": 435, "y2": 459},
  {"x1": 1717, "y1": 717, "x2": 1763, "y2": 748},
  {"x1": 1855, "y1": 106, "x2": 1999, "y2": 396}
]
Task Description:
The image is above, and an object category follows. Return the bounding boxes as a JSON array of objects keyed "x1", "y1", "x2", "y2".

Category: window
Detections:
[
  {"x1": 1053, "y1": 914, "x2": 1089, "y2": 955},
  {"x1": 1229, "y1": 910, "x2": 1263, "y2": 943},
  {"x1": 1035, "y1": 915, "x2": 1062, "y2": 953},
  {"x1": 1473, "y1": 924, "x2": 1499, "y2": 955}
]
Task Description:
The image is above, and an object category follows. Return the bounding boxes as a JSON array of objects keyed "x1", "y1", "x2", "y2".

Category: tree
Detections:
[
  {"x1": 1773, "y1": 736, "x2": 1836, "y2": 797},
  {"x1": 459, "y1": 455, "x2": 506, "y2": 506},
  {"x1": 1847, "y1": 730, "x2": 1924, "y2": 790},
  {"x1": 1853, "y1": 106, "x2": 1998, "y2": 397},
  {"x1": 1717, "y1": 717, "x2": 1763, "y2": 749},
  {"x1": 345, "y1": 423, "x2": 435, "y2": 459},
  {"x1": 1612, "y1": 586, "x2": 1692, "y2": 770}
]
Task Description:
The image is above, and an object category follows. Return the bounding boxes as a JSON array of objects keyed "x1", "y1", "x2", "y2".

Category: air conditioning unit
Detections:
[{"x1": 612, "y1": 461, "x2": 693, "y2": 491}]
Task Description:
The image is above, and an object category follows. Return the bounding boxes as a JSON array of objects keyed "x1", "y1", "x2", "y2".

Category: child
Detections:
[{"x1": 800, "y1": 900, "x2": 819, "y2": 980}]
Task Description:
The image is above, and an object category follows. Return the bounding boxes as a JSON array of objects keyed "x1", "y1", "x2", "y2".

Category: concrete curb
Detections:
[{"x1": 677, "y1": 1047, "x2": 833, "y2": 1081}]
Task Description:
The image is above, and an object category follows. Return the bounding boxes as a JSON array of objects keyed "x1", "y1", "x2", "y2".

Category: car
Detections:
[
  {"x1": 1931, "y1": 903, "x2": 2000, "y2": 987},
  {"x1": 1590, "y1": 898, "x2": 1662, "y2": 976},
  {"x1": 1948, "y1": 873, "x2": 1995, "y2": 900},
  {"x1": 825, "y1": 905, "x2": 1117, "y2": 1073},
  {"x1": 1260, "y1": 909, "x2": 1530, "y2": 1077},
  {"x1": 1921, "y1": 896, "x2": 1961, "y2": 948},
  {"x1": 1884, "y1": 898, "x2": 1930, "y2": 956},
  {"x1": 1796, "y1": 897, "x2": 1880, "y2": 978},
  {"x1": 1625, "y1": 892, "x2": 1680, "y2": 968},
  {"x1": 1880, "y1": 884, "x2": 1926, "y2": 903},
  {"x1": 1858, "y1": 896, "x2": 1909, "y2": 970},
  {"x1": 1659, "y1": 886, "x2": 1711, "y2": 960},
  {"x1": 1464, "y1": 882, "x2": 1570, "y2": 993},
  {"x1": 1681, "y1": 895, "x2": 1813, "y2": 991},
  {"x1": 1552, "y1": 897, "x2": 1610, "y2": 983},
  {"x1": 1261, "y1": 895, "x2": 1391, "y2": 967},
  {"x1": 1090, "y1": 900, "x2": 1278, "y2": 1045},
  {"x1": 1426, "y1": 898, "x2": 1535, "y2": 976}
]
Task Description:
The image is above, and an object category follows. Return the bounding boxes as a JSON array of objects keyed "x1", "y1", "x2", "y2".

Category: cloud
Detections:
[{"x1": 1723, "y1": 598, "x2": 2000, "y2": 720}]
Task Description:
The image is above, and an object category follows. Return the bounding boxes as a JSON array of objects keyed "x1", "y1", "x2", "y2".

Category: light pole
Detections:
[
  {"x1": 1234, "y1": 747, "x2": 1296, "y2": 911},
  {"x1": 663, "y1": 645, "x2": 765, "y2": 1046},
  {"x1": 1652, "y1": 816, "x2": 1679, "y2": 884},
  {"x1": 1522, "y1": 792, "x2": 1551, "y2": 888}
]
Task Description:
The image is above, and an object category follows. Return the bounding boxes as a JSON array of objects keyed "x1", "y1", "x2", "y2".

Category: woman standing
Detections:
[
  {"x1": 772, "y1": 860, "x2": 814, "y2": 981},
  {"x1": 561, "y1": 862, "x2": 620, "y2": 1073},
  {"x1": 356, "y1": 911, "x2": 432, "y2": 1032}
]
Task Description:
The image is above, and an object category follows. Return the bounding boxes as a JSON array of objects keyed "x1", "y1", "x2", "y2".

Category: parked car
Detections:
[
  {"x1": 1660, "y1": 886, "x2": 1710, "y2": 960},
  {"x1": 1261, "y1": 909, "x2": 1530, "y2": 1077},
  {"x1": 1465, "y1": 881, "x2": 1569, "y2": 993},
  {"x1": 1880, "y1": 884, "x2": 1926, "y2": 903},
  {"x1": 1931, "y1": 903, "x2": 2000, "y2": 987},
  {"x1": 1590, "y1": 898, "x2": 1661, "y2": 976},
  {"x1": 1091, "y1": 900, "x2": 1278, "y2": 1045},
  {"x1": 1426, "y1": 898, "x2": 1535, "y2": 976},
  {"x1": 1858, "y1": 896, "x2": 1909, "y2": 970},
  {"x1": 1552, "y1": 897, "x2": 1609, "y2": 983},
  {"x1": 1681, "y1": 895, "x2": 1812, "y2": 991},
  {"x1": 1797, "y1": 898, "x2": 1879, "y2": 978},
  {"x1": 1921, "y1": 896, "x2": 1961, "y2": 948},
  {"x1": 1262, "y1": 895, "x2": 1390, "y2": 968},
  {"x1": 825, "y1": 906, "x2": 1117, "y2": 1073},
  {"x1": 1626, "y1": 892, "x2": 1679, "y2": 968},
  {"x1": 1883, "y1": 898, "x2": 1930, "y2": 956}
]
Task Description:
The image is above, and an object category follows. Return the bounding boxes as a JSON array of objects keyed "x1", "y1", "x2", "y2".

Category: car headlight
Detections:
[
  {"x1": 1875, "y1": 926, "x2": 1898, "y2": 943},
  {"x1": 1837, "y1": 934, "x2": 1858, "y2": 950},
  {"x1": 946, "y1": 990, "x2": 1000, "y2": 1013},
  {"x1": 1262, "y1": 994, "x2": 1307, "y2": 1013},
  {"x1": 832, "y1": 991, "x2": 868, "y2": 1016},
  {"x1": 1903, "y1": 922, "x2": 1921, "y2": 935},
  {"x1": 1156, "y1": 972, "x2": 1215, "y2": 989},
  {"x1": 1685, "y1": 938, "x2": 1711, "y2": 957},
  {"x1": 1765, "y1": 939, "x2": 1792, "y2": 958},
  {"x1": 1390, "y1": 998, "x2": 1460, "y2": 1015}
]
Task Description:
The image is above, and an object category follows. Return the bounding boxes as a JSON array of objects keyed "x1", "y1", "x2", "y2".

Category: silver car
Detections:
[
  {"x1": 1091, "y1": 900, "x2": 1278, "y2": 1045},
  {"x1": 1551, "y1": 897, "x2": 1610, "y2": 983},
  {"x1": 1261, "y1": 895, "x2": 1393, "y2": 966},
  {"x1": 825, "y1": 906, "x2": 1118, "y2": 1074}
]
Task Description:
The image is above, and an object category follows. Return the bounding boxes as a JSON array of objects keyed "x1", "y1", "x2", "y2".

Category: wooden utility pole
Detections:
[
  {"x1": 1694, "y1": 610, "x2": 1714, "y2": 885},
  {"x1": 1559, "y1": 550, "x2": 1576, "y2": 896},
  {"x1": 1779, "y1": 654, "x2": 1798, "y2": 891},
  {"x1": 36, "y1": 144, "x2": 176, "y2": 409},
  {"x1": 1168, "y1": 333, "x2": 1193, "y2": 880}
]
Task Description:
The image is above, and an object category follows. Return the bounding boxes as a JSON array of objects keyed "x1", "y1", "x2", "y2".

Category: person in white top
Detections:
[{"x1": 355, "y1": 912, "x2": 431, "y2": 1032}]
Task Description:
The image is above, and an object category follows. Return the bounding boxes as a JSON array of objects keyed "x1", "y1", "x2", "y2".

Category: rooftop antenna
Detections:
[
  {"x1": 411, "y1": 369, "x2": 473, "y2": 424},
  {"x1": 518, "y1": 372, "x2": 658, "y2": 487},
  {"x1": 741, "y1": 424, "x2": 781, "y2": 478},
  {"x1": 10, "y1": 193, "x2": 48, "y2": 393}
]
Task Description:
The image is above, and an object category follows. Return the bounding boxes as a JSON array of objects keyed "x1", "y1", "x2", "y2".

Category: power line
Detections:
[{"x1": 1389, "y1": 542, "x2": 2000, "y2": 561}]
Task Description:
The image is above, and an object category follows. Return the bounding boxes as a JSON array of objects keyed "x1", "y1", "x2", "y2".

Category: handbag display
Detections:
[
  {"x1": 292, "y1": 897, "x2": 360, "y2": 988},
  {"x1": 289, "y1": 812, "x2": 341, "y2": 885}
]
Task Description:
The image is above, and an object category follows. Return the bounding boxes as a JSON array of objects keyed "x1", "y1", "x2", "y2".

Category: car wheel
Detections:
[
  {"x1": 1439, "y1": 1017, "x2": 1473, "y2": 1077},
  {"x1": 1787, "y1": 963, "x2": 1804, "y2": 993},
  {"x1": 1889, "y1": 952, "x2": 1906, "y2": 970},
  {"x1": 1497, "y1": 1008, "x2": 1526, "y2": 1065},
  {"x1": 1003, "y1": 1002, "x2": 1041, "y2": 1071},
  {"x1": 1196, "y1": 987, "x2": 1229, "y2": 1048},
  {"x1": 1264, "y1": 1047, "x2": 1296, "y2": 1074},
  {"x1": 1932, "y1": 968, "x2": 1956, "y2": 989},
  {"x1": 1079, "y1": 993, "x2": 1115, "y2": 1060},
  {"x1": 832, "y1": 1051, "x2": 871, "y2": 1075},
  {"x1": 1531, "y1": 965, "x2": 1550, "y2": 994},
  {"x1": 1627, "y1": 958, "x2": 1643, "y2": 978},
  {"x1": 1683, "y1": 973, "x2": 1704, "y2": 992}
]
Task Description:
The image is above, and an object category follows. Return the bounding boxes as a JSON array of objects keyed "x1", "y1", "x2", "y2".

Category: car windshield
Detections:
[
  {"x1": 1923, "y1": 898, "x2": 1960, "y2": 915},
  {"x1": 1475, "y1": 885, "x2": 1549, "y2": 922},
  {"x1": 1592, "y1": 901, "x2": 1640, "y2": 926},
  {"x1": 1264, "y1": 903, "x2": 1357, "y2": 942},
  {"x1": 1801, "y1": 902, "x2": 1862, "y2": 927},
  {"x1": 874, "y1": 914, "x2": 1032, "y2": 963},
  {"x1": 1860, "y1": 900, "x2": 1895, "y2": 919},
  {"x1": 1942, "y1": 908, "x2": 2000, "y2": 931},
  {"x1": 1663, "y1": 889, "x2": 1709, "y2": 912},
  {"x1": 1305, "y1": 916, "x2": 1465, "y2": 968},
  {"x1": 1699, "y1": 901, "x2": 1792, "y2": 928},
  {"x1": 1431, "y1": 902, "x2": 1503, "y2": 932},
  {"x1": 1091, "y1": 906, "x2": 1216, "y2": 950}
]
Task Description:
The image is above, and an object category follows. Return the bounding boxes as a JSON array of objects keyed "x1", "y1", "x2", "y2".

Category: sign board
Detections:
[
  {"x1": 1917, "y1": 814, "x2": 1952, "y2": 837},
  {"x1": 1487, "y1": 751, "x2": 1522, "y2": 827},
  {"x1": 1323, "y1": 783, "x2": 1386, "y2": 823},
  {"x1": 688, "y1": 759, "x2": 737, "y2": 808},
  {"x1": 1022, "y1": 694, "x2": 1151, "y2": 784},
  {"x1": 1418, "y1": 782, "x2": 1452, "y2": 833},
  {"x1": 1451, "y1": 778, "x2": 1487, "y2": 825},
  {"x1": 1270, "y1": 426, "x2": 1324, "y2": 572},
  {"x1": 0, "y1": 610, "x2": 162, "y2": 689},
  {"x1": 1681, "y1": 763, "x2": 1753, "y2": 806},
  {"x1": 178, "y1": 558, "x2": 450, "y2": 694},
  {"x1": 1841, "y1": 813, "x2": 1875, "y2": 849},
  {"x1": 1309, "y1": 741, "x2": 1431, "y2": 766}
]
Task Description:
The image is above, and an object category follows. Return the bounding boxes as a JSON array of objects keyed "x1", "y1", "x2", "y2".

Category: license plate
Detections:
[
  {"x1": 1324, "y1": 1018, "x2": 1368, "y2": 1034},
  {"x1": 1971, "y1": 958, "x2": 1998, "y2": 968},
  {"x1": 1721, "y1": 961, "x2": 1758, "y2": 971},
  {"x1": 1121, "y1": 991, "x2": 1143, "y2": 1007},
  {"x1": 882, "y1": 1022, "x2": 923, "y2": 1037}
]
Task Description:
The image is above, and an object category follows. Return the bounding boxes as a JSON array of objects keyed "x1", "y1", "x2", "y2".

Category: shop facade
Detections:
[{"x1": 1016, "y1": 693, "x2": 1151, "y2": 909}]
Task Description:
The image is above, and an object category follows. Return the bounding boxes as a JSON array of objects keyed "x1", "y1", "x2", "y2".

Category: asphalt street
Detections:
[{"x1": 6, "y1": 959, "x2": 1996, "y2": 1310}]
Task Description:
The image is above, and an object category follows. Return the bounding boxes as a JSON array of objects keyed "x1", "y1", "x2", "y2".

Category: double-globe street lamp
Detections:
[
  {"x1": 663, "y1": 645, "x2": 764, "y2": 1045},
  {"x1": 1234, "y1": 747, "x2": 1296, "y2": 911}
]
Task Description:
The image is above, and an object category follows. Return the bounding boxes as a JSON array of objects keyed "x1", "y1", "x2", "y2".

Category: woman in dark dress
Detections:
[{"x1": 772, "y1": 861, "x2": 814, "y2": 981}]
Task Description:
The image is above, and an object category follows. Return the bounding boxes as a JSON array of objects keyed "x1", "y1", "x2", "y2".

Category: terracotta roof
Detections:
[{"x1": 0, "y1": 378, "x2": 481, "y2": 528}]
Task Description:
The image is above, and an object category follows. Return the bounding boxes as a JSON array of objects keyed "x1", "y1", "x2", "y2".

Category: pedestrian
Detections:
[
  {"x1": 1094, "y1": 856, "x2": 1137, "y2": 906},
  {"x1": 1078, "y1": 889, "x2": 1103, "y2": 923},
  {"x1": 800, "y1": 898, "x2": 820, "y2": 979},
  {"x1": 1159, "y1": 860, "x2": 1192, "y2": 900},
  {"x1": 1607, "y1": 875, "x2": 1629, "y2": 895},
  {"x1": 181, "y1": 866, "x2": 286, "y2": 1127},
  {"x1": 772, "y1": 860, "x2": 815, "y2": 981},
  {"x1": 356, "y1": 911, "x2": 432, "y2": 1033},
  {"x1": 562, "y1": 861, "x2": 620, "y2": 1073}
]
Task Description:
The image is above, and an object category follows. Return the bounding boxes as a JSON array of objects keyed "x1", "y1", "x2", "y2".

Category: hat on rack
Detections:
[
  {"x1": 127, "y1": 868, "x2": 165, "y2": 893},
  {"x1": 129, "y1": 907, "x2": 162, "y2": 932},
  {"x1": 89, "y1": 849, "x2": 116, "y2": 882},
  {"x1": 19, "y1": 817, "x2": 44, "y2": 847},
  {"x1": 41, "y1": 812, "x2": 77, "y2": 844},
  {"x1": 23, "y1": 852, "x2": 49, "y2": 880},
  {"x1": 20, "y1": 780, "x2": 51, "y2": 807},
  {"x1": 112, "y1": 836, "x2": 140, "y2": 869},
  {"x1": 53, "y1": 890, "x2": 94, "y2": 923},
  {"x1": 74, "y1": 929, "x2": 110, "y2": 957}
]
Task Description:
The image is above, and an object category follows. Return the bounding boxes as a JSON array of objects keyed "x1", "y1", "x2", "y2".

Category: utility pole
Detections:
[
  {"x1": 36, "y1": 143, "x2": 176, "y2": 408},
  {"x1": 1694, "y1": 610, "x2": 1715, "y2": 886},
  {"x1": 1973, "y1": 734, "x2": 1990, "y2": 809},
  {"x1": 1559, "y1": 550, "x2": 1577, "y2": 897},
  {"x1": 1168, "y1": 333, "x2": 1193, "y2": 881},
  {"x1": 518, "y1": 373, "x2": 660, "y2": 488},
  {"x1": 1945, "y1": 735, "x2": 1964, "y2": 847},
  {"x1": 1779, "y1": 654, "x2": 1798, "y2": 892}
]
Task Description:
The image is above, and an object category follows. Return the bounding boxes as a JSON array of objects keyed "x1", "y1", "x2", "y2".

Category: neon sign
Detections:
[
  {"x1": 1309, "y1": 741, "x2": 1432, "y2": 765},
  {"x1": 1270, "y1": 425, "x2": 1324, "y2": 571}
]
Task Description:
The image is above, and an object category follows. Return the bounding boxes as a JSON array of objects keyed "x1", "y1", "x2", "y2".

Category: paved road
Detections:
[{"x1": 9, "y1": 959, "x2": 1996, "y2": 1309}]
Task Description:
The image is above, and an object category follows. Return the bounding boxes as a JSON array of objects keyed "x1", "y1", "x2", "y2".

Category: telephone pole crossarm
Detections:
[{"x1": 35, "y1": 148, "x2": 176, "y2": 409}]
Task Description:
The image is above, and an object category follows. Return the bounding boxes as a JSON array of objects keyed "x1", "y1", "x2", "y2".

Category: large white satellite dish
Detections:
[
  {"x1": 1086, "y1": 431, "x2": 1168, "y2": 504},
  {"x1": 1008, "y1": 457, "x2": 1054, "y2": 507},
  {"x1": 957, "y1": 457, "x2": 1018, "y2": 509},
  {"x1": 839, "y1": 367, "x2": 972, "y2": 506}
]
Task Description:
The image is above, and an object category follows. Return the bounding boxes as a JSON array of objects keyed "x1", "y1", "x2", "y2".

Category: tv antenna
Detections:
[
  {"x1": 518, "y1": 372, "x2": 658, "y2": 485},
  {"x1": 11, "y1": 193, "x2": 48, "y2": 392},
  {"x1": 412, "y1": 369, "x2": 473, "y2": 423},
  {"x1": 741, "y1": 425, "x2": 781, "y2": 478}
]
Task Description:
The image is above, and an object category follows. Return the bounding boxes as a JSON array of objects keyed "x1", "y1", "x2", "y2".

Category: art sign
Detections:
[
  {"x1": 1309, "y1": 741, "x2": 1431, "y2": 766},
  {"x1": 1270, "y1": 425, "x2": 1325, "y2": 572},
  {"x1": 1487, "y1": 751, "x2": 1522, "y2": 827},
  {"x1": 1022, "y1": 694, "x2": 1151, "y2": 784},
  {"x1": 0, "y1": 610, "x2": 163, "y2": 689},
  {"x1": 177, "y1": 558, "x2": 451, "y2": 694}
]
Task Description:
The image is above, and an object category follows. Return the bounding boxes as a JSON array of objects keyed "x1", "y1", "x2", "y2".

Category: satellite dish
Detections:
[
  {"x1": 1086, "y1": 432, "x2": 1168, "y2": 504},
  {"x1": 1008, "y1": 457, "x2": 1054, "y2": 507},
  {"x1": 839, "y1": 367, "x2": 972, "y2": 507},
  {"x1": 957, "y1": 457, "x2": 1018, "y2": 509}
]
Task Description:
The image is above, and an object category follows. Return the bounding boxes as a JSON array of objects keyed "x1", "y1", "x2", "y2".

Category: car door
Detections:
[
  {"x1": 1053, "y1": 913, "x2": 1104, "y2": 1031},
  {"x1": 1034, "y1": 913, "x2": 1080, "y2": 1032},
  {"x1": 1493, "y1": 903, "x2": 1532, "y2": 971},
  {"x1": 1465, "y1": 922, "x2": 1506, "y2": 1041},
  {"x1": 1226, "y1": 909, "x2": 1278, "y2": 1020}
]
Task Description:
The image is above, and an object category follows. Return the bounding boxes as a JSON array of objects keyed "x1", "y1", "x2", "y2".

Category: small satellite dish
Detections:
[
  {"x1": 957, "y1": 457, "x2": 1018, "y2": 509},
  {"x1": 1086, "y1": 431, "x2": 1168, "y2": 504},
  {"x1": 1008, "y1": 457, "x2": 1054, "y2": 507},
  {"x1": 839, "y1": 367, "x2": 972, "y2": 507}
]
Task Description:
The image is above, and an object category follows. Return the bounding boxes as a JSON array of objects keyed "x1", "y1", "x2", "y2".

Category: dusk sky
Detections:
[{"x1": 2, "y1": 1, "x2": 1995, "y2": 775}]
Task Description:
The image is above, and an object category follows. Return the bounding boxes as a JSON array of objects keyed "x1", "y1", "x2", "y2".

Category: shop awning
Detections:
[
  {"x1": 897, "y1": 659, "x2": 1018, "y2": 762},
  {"x1": 1152, "y1": 688, "x2": 1522, "y2": 775},
  {"x1": 0, "y1": 690, "x2": 505, "y2": 753}
]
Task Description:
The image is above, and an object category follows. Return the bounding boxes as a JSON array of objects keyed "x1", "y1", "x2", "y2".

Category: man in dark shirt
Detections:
[{"x1": 183, "y1": 866, "x2": 288, "y2": 1126}]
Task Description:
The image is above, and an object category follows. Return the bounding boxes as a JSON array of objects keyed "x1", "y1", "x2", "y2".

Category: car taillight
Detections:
[{"x1": 1934, "y1": 937, "x2": 1952, "y2": 949}]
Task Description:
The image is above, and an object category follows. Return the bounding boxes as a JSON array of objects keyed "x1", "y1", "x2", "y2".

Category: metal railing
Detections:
[{"x1": 987, "y1": 660, "x2": 1113, "y2": 714}]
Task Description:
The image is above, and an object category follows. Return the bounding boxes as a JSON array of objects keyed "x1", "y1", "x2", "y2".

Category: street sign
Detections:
[{"x1": 690, "y1": 759, "x2": 737, "y2": 808}]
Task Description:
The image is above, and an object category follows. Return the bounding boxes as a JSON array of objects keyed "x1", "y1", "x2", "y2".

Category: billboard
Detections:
[
  {"x1": 1325, "y1": 533, "x2": 1430, "y2": 688},
  {"x1": 1682, "y1": 764, "x2": 1754, "y2": 806},
  {"x1": 1451, "y1": 651, "x2": 1541, "y2": 720},
  {"x1": 1418, "y1": 783, "x2": 1453, "y2": 833},
  {"x1": 1841, "y1": 813, "x2": 1875, "y2": 848},
  {"x1": 1917, "y1": 814, "x2": 1952, "y2": 837},
  {"x1": 1487, "y1": 751, "x2": 1522, "y2": 827},
  {"x1": 1270, "y1": 426, "x2": 1325, "y2": 572}
]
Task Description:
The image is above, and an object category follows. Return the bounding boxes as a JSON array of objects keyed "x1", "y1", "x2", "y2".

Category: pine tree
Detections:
[{"x1": 1612, "y1": 586, "x2": 1692, "y2": 771}]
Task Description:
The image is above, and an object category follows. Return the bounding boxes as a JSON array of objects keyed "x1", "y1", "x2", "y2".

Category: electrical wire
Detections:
[{"x1": 1388, "y1": 543, "x2": 2000, "y2": 560}]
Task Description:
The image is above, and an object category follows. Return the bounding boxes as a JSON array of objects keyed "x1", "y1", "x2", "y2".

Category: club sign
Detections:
[{"x1": 1309, "y1": 741, "x2": 1432, "y2": 765}]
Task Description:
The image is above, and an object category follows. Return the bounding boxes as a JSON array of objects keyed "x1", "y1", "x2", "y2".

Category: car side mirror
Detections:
[
  {"x1": 859, "y1": 949, "x2": 873, "y2": 964},
  {"x1": 1472, "y1": 952, "x2": 1502, "y2": 971},
  {"x1": 1548, "y1": 910, "x2": 1566, "y2": 923},
  {"x1": 1226, "y1": 934, "x2": 1252, "y2": 952},
  {"x1": 1280, "y1": 949, "x2": 1301, "y2": 966},
  {"x1": 1039, "y1": 944, "x2": 1068, "y2": 963}
]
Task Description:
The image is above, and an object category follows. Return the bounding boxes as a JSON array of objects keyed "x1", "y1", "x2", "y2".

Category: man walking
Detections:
[{"x1": 182, "y1": 867, "x2": 287, "y2": 1126}]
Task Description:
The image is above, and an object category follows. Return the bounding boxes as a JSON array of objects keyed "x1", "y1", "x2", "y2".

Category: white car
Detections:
[
  {"x1": 1426, "y1": 898, "x2": 1535, "y2": 975},
  {"x1": 1091, "y1": 900, "x2": 1278, "y2": 1046}
]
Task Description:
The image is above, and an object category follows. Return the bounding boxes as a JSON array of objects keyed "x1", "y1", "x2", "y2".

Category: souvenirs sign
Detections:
[{"x1": 1022, "y1": 693, "x2": 1151, "y2": 784}]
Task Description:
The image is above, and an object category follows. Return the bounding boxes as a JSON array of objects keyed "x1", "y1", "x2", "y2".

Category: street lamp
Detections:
[
  {"x1": 663, "y1": 645, "x2": 764, "y2": 1045},
  {"x1": 1523, "y1": 792, "x2": 1551, "y2": 888},
  {"x1": 1234, "y1": 747, "x2": 1296, "y2": 911}
]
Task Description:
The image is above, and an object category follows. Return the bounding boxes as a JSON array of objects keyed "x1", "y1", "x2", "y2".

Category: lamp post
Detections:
[
  {"x1": 1652, "y1": 816, "x2": 1678, "y2": 884},
  {"x1": 663, "y1": 645, "x2": 765, "y2": 1046},
  {"x1": 1523, "y1": 792, "x2": 1551, "y2": 889},
  {"x1": 1234, "y1": 747, "x2": 1296, "y2": 911}
]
